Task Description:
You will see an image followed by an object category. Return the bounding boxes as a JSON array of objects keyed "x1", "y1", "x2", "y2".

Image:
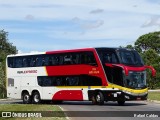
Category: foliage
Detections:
[
  {"x1": 135, "y1": 31, "x2": 160, "y2": 53},
  {"x1": 0, "y1": 30, "x2": 17, "y2": 98}
]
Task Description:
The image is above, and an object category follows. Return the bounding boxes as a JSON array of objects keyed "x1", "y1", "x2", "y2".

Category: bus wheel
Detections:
[
  {"x1": 117, "y1": 101, "x2": 125, "y2": 106},
  {"x1": 22, "y1": 92, "x2": 31, "y2": 104},
  {"x1": 32, "y1": 92, "x2": 41, "y2": 104},
  {"x1": 95, "y1": 92, "x2": 104, "y2": 105}
]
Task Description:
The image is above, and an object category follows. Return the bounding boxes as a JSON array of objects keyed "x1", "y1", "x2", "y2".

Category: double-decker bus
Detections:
[{"x1": 6, "y1": 47, "x2": 156, "y2": 105}]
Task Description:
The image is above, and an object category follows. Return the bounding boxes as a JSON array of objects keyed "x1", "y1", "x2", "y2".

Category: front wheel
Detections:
[
  {"x1": 32, "y1": 92, "x2": 41, "y2": 104},
  {"x1": 95, "y1": 92, "x2": 104, "y2": 105}
]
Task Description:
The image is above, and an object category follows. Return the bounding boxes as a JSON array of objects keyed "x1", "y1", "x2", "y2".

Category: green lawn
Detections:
[
  {"x1": 148, "y1": 92, "x2": 160, "y2": 101},
  {"x1": 0, "y1": 104, "x2": 67, "y2": 120}
]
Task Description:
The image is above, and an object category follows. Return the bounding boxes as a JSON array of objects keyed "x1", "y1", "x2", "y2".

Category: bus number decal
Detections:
[{"x1": 89, "y1": 68, "x2": 100, "y2": 74}]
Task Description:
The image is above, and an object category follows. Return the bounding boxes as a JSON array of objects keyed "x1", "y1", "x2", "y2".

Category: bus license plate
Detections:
[{"x1": 137, "y1": 97, "x2": 141, "y2": 100}]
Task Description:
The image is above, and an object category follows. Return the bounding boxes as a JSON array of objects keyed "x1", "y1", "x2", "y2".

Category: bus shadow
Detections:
[
  {"x1": 50, "y1": 101, "x2": 147, "y2": 106},
  {"x1": 10, "y1": 100, "x2": 147, "y2": 106}
]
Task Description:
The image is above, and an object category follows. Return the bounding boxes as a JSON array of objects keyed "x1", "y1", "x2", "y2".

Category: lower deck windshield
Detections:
[{"x1": 123, "y1": 71, "x2": 146, "y2": 89}]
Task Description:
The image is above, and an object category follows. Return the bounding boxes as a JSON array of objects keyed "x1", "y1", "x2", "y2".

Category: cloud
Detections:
[
  {"x1": 141, "y1": 16, "x2": 160, "y2": 27},
  {"x1": 71, "y1": 17, "x2": 104, "y2": 30},
  {"x1": 81, "y1": 20, "x2": 104, "y2": 29},
  {"x1": 25, "y1": 14, "x2": 35, "y2": 20},
  {"x1": 89, "y1": 9, "x2": 104, "y2": 14},
  {"x1": 71, "y1": 17, "x2": 81, "y2": 23},
  {"x1": 18, "y1": 50, "x2": 23, "y2": 54}
]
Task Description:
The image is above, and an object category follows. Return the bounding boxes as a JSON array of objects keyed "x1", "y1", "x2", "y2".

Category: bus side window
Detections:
[
  {"x1": 36, "y1": 56, "x2": 42, "y2": 66},
  {"x1": 30, "y1": 57, "x2": 36, "y2": 67},
  {"x1": 72, "y1": 53, "x2": 80, "y2": 64},
  {"x1": 54, "y1": 55, "x2": 60, "y2": 65},
  {"x1": 50, "y1": 56, "x2": 56, "y2": 65},
  {"x1": 81, "y1": 52, "x2": 97, "y2": 66},
  {"x1": 8, "y1": 57, "x2": 13, "y2": 68},
  {"x1": 22, "y1": 57, "x2": 28, "y2": 67},
  {"x1": 63, "y1": 54, "x2": 72, "y2": 65},
  {"x1": 15, "y1": 57, "x2": 23, "y2": 68},
  {"x1": 44, "y1": 56, "x2": 49, "y2": 66},
  {"x1": 103, "y1": 52, "x2": 118, "y2": 64},
  {"x1": 66, "y1": 77, "x2": 79, "y2": 86},
  {"x1": 56, "y1": 77, "x2": 64, "y2": 86}
]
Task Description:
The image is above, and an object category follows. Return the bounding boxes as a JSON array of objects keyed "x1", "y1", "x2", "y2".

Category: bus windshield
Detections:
[{"x1": 118, "y1": 50, "x2": 144, "y2": 67}]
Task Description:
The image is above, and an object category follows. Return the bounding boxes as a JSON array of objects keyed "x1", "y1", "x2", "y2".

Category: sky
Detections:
[{"x1": 0, "y1": 0, "x2": 160, "y2": 53}]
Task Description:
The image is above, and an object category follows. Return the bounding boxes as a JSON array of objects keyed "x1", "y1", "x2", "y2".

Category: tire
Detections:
[
  {"x1": 22, "y1": 92, "x2": 31, "y2": 104},
  {"x1": 117, "y1": 101, "x2": 125, "y2": 106},
  {"x1": 95, "y1": 92, "x2": 104, "y2": 105},
  {"x1": 32, "y1": 92, "x2": 41, "y2": 104}
]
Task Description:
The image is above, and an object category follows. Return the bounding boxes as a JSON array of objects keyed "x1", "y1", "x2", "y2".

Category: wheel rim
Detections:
[
  {"x1": 24, "y1": 95, "x2": 29, "y2": 102},
  {"x1": 34, "y1": 94, "x2": 39, "y2": 103},
  {"x1": 96, "y1": 94, "x2": 101, "y2": 102}
]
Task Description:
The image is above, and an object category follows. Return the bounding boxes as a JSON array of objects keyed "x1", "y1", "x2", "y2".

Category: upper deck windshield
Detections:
[{"x1": 117, "y1": 50, "x2": 144, "y2": 67}]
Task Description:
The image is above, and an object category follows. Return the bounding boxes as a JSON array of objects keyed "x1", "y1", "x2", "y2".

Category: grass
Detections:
[
  {"x1": 148, "y1": 92, "x2": 160, "y2": 101},
  {"x1": 0, "y1": 104, "x2": 67, "y2": 120}
]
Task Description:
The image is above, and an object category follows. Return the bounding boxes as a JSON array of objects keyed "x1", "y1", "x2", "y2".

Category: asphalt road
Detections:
[
  {"x1": 60, "y1": 101, "x2": 160, "y2": 120},
  {"x1": 0, "y1": 99, "x2": 160, "y2": 120}
]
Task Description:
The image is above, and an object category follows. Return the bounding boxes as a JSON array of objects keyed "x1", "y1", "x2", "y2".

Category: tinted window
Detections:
[
  {"x1": 7, "y1": 51, "x2": 97, "y2": 68},
  {"x1": 97, "y1": 51, "x2": 119, "y2": 64},
  {"x1": 80, "y1": 52, "x2": 97, "y2": 65},
  {"x1": 37, "y1": 75, "x2": 102, "y2": 86},
  {"x1": 118, "y1": 50, "x2": 144, "y2": 66}
]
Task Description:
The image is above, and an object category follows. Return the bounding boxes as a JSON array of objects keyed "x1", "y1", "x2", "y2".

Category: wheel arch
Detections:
[
  {"x1": 21, "y1": 90, "x2": 30, "y2": 99},
  {"x1": 88, "y1": 89, "x2": 104, "y2": 101},
  {"x1": 31, "y1": 89, "x2": 41, "y2": 98}
]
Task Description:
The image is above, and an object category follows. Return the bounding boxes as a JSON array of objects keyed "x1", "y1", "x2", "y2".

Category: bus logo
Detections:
[{"x1": 2, "y1": 112, "x2": 11, "y2": 117}]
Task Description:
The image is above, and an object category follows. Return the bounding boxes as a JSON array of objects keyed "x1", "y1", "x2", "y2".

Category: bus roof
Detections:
[{"x1": 7, "y1": 47, "x2": 133, "y2": 57}]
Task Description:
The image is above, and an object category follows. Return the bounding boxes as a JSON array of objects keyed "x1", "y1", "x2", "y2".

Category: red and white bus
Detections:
[{"x1": 6, "y1": 47, "x2": 156, "y2": 105}]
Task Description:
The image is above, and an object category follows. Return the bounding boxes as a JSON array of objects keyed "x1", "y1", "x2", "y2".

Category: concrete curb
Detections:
[
  {"x1": 0, "y1": 99, "x2": 8, "y2": 101},
  {"x1": 147, "y1": 99, "x2": 160, "y2": 104},
  {"x1": 148, "y1": 90, "x2": 160, "y2": 92}
]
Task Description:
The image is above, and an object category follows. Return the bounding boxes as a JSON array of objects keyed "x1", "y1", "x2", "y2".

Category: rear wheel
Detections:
[
  {"x1": 32, "y1": 92, "x2": 41, "y2": 104},
  {"x1": 22, "y1": 92, "x2": 31, "y2": 104},
  {"x1": 95, "y1": 92, "x2": 104, "y2": 105}
]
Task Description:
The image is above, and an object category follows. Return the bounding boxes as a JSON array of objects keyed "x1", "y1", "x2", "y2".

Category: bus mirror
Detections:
[{"x1": 145, "y1": 66, "x2": 156, "y2": 77}]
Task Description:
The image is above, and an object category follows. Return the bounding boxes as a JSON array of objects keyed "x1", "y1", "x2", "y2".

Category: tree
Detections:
[
  {"x1": 135, "y1": 31, "x2": 160, "y2": 53},
  {"x1": 0, "y1": 30, "x2": 17, "y2": 98},
  {"x1": 142, "y1": 49, "x2": 160, "y2": 89},
  {"x1": 125, "y1": 44, "x2": 134, "y2": 49}
]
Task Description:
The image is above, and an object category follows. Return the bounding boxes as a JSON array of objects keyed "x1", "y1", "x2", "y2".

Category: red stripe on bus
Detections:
[{"x1": 52, "y1": 90, "x2": 83, "y2": 100}]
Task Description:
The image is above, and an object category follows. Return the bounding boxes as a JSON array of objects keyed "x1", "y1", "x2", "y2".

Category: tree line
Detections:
[
  {"x1": 0, "y1": 30, "x2": 160, "y2": 98},
  {"x1": 0, "y1": 30, "x2": 17, "y2": 98}
]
